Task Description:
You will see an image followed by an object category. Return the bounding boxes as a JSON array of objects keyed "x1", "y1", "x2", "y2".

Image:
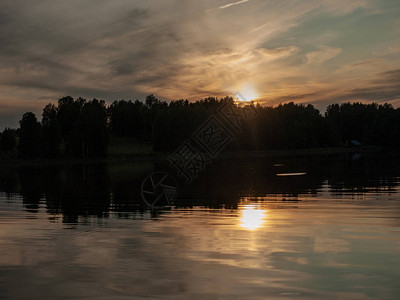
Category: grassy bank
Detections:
[
  {"x1": 0, "y1": 137, "x2": 160, "y2": 166},
  {"x1": 0, "y1": 137, "x2": 387, "y2": 166},
  {"x1": 221, "y1": 146, "x2": 383, "y2": 159}
]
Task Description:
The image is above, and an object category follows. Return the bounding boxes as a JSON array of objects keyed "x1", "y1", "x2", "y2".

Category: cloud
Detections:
[
  {"x1": 305, "y1": 46, "x2": 342, "y2": 65},
  {"x1": 344, "y1": 69, "x2": 400, "y2": 101},
  {"x1": 256, "y1": 67, "x2": 400, "y2": 111},
  {"x1": 373, "y1": 69, "x2": 400, "y2": 85},
  {"x1": 319, "y1": 0, "x2": 370, "y2": 14},
  {"x1": 256, "y1": 46, "x2": 299, "y2": 57},
  {"x1": 1, "y1": 0, "x2": 399, "y2": 128},
  {"x1": 219, "y1": 0, "x2": 250, "y2": 10}
]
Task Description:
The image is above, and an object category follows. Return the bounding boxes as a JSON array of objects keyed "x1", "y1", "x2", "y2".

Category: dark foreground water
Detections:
[{"x1": 1, "y1": 153, "x2": 400, "y2": 299}]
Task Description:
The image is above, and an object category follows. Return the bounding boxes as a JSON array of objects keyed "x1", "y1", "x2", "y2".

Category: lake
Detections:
[{"x1": 1, "y1": 153, "x2": 400, "y2": 299}]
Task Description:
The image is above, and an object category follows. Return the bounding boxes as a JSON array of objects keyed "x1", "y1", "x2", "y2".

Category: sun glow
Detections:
[
  {"x1": 239, "y1": 205, "x2": 267, "y2": 230},
  {"x1": 236, "y1": 83, "x2": 258, "y2": 101}
]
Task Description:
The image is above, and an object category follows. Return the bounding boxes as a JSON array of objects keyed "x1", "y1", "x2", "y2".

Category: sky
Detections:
[{"x1": 0, "y1": 0, "x2": 399, "y2": 128}]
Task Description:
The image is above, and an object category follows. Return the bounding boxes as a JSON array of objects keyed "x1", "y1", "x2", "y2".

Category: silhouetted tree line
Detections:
[
  {"x1": 1, "y1": 96, "x2": 400, "y2": 159},
  {"x1": 1, "y1": 96, "x2": 108, "y2": 158}
]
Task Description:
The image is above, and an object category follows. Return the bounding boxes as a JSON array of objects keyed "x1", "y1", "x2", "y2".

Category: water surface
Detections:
[{"x1": 1, "y1": 153, "x2": 400, "y2": 299}]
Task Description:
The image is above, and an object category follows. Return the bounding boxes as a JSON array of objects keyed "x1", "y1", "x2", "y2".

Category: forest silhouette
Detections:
[{"x1": 1, "y1": 94, "x2": 400, "y2": 159}]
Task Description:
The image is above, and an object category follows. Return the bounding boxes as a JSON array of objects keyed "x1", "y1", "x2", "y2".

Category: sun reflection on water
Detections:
[{"x1": 239, "y1": 205, "x2": 267, "y2": 230}]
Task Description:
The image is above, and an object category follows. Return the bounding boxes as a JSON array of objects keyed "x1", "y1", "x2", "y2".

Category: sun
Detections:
[{"x1": 236, "y1": 83, "x2": 258, "y2": 102}]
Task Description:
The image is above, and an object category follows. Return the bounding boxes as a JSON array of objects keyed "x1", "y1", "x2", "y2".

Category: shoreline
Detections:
[
  {"x1": 220, "y1": 146, "x2": 384, "y2": 159},
  {"x1": 0, "y1": 146, "x2": 388, "y2": 166}
]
